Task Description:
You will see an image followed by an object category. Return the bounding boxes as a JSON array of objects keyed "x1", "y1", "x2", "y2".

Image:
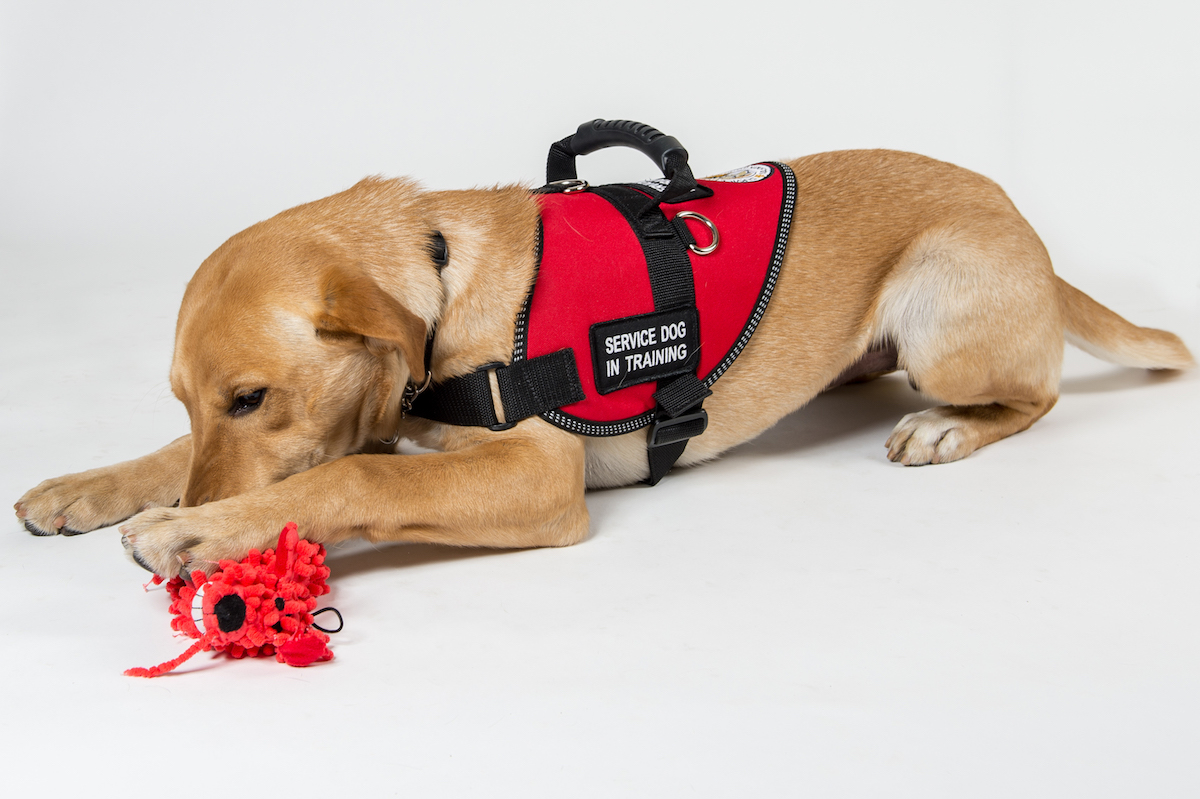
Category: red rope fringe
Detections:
[{"x1": 125, "y1": 630, "x2": 216, "y2": 678}]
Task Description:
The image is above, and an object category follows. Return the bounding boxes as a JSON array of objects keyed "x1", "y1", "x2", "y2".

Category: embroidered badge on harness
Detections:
[{"x1": 590, "y1": 307, "x2": 700, "y2": 394}]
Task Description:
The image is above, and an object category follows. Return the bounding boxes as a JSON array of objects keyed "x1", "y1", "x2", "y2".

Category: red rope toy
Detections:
[{"x1": 126, "y1": 522, "x2": 341, "y2": 677}]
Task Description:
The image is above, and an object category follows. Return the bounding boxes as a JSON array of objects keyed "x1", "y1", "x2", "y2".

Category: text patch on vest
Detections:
[{"x1": 590, "y1": 307, "x2": 700, "y2": 394}]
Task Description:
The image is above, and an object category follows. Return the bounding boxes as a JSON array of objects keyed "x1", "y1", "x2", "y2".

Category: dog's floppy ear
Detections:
[{"x1": 315, "y1": 267, "x2": 427, "y2": 378}]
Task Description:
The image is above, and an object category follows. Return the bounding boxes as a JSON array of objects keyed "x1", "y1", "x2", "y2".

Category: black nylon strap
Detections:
[
  {"x1": 496, "y1": 349, "x2": 586, "y2": 422},
  {"x1": 408, "y1": 369, "x2": 497, "y2": 427},
  {"x1": 652, "y1": 372, "x2": 711, "y2": 418},
  {"x1": 409, "y1": 349, "x2": 583, "y2": 429},
  {"x1": 647, "y1": 440, "x2": 688, "y2": 486},
  {"x1": 546, "y1": 136, "x2": 579, "y2": 182},
  {"x1": 590, "y1": 186, "x2": 696, "y2": 310},
  {"x1": 645, "y1": 377, "x2": 710, "y2": 486},
  {"x1": 589, "y1": 186, "x2": 708, "y2": 484}
]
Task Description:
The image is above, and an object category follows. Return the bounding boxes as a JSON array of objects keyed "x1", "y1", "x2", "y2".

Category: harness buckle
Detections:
[
  {"x1": 647, "y1": 408, "x2": 708, "y2": 448},
  {"x1": 477, "y1": 362, "x2": 518, "y2": 432}
]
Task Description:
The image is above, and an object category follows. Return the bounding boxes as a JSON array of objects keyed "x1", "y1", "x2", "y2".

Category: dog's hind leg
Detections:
[
  {"x1": 884, "y1": 362, "x2": 1059, "y2": 466},
  {"x1": 875, "y1": 217, "x2": 1063, "y2": 465}
]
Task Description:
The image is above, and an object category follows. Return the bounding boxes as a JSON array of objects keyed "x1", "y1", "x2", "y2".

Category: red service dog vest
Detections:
[
  {"x1": 516, "y1": 161, "x2": 796, "y2": 435},
  {"x1": 408, "y1": 160, "x2": 796, "y2": 485}
]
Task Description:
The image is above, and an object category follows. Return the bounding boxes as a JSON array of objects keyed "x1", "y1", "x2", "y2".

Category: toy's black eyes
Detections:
[
  {"x1": 214, "y1": 594, "x2": 247, "y2": 633},
  {"x1": 272, "y1": 597, "x2": 287, "y2": 632},
  {"x1": 230, "y1": 389, "x2": 266, "y2": 417}
]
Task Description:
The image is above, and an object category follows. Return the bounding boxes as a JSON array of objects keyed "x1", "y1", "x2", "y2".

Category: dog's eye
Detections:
[{"x1": 230, "y1": 389, "x2": 266, "y2": 416}]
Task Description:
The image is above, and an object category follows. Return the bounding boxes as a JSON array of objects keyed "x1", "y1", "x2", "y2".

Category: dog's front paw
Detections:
[
  {"x1": 886, "y1": 408, "x2": 975, "y2": 466},
  {"x1": 119, "y1": 503, "x2": 270, "y2": 579},
  {"x1": 16, "y1": 468, "x2": 168, "y2": 537}
]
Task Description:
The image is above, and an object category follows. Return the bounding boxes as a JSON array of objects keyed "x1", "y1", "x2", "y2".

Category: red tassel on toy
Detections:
[
  {"x1": 275, "y1": 521, "x2": 299, "y2": 578},
  {"x1": 126, "y1": 523, "x2": 340, "y2": 677},
  {"x1": 124, "y1": 630, "x2": 217, "y2": 678}
]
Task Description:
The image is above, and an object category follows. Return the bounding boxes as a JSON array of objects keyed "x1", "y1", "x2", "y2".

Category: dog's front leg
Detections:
[
  {"x1": 120, "y1": 423, "x2": 589, "y2": 577},
  {"x1": 16, "y1": 436, "x2": 192, "y2": 536}
]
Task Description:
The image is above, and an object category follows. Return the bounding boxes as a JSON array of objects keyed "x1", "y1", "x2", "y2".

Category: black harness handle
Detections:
[{"x1": 545, "y1": 119, "x2": 711, "y2": 205}]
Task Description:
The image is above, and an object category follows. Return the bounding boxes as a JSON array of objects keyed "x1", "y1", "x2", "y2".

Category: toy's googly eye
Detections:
[
  {"x1": 195, "y1": 583, "x2": 248, "y2": 636},
  {"x1": 213, "y1": 594, "x2": 247, "y2": 633}
]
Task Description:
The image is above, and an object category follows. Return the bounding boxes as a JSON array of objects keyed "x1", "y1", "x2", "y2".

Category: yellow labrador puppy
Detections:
[{"x1": 15, "y1": 137, "x2": 1193, "y2": 578}]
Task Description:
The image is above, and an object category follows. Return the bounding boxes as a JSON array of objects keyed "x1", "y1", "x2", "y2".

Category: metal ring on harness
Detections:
[
  {"x1": 675, "y1": 211, "x2": 719, "y2": 256},
  {"x1": 546, "y1": 179, "x2": 589, "y2": 194},
  {"x1": 400, "y1": 370, "x2": 433, "y2": 417}
]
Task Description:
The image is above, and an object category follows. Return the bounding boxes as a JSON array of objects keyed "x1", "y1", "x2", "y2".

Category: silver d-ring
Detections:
[
  {"x1": 675, "y1": 211, "x2": 719, "y2": 255},
  {"x1": 547, "y1": 179, "x2": 589, "y2": 194},
  {"x1": 399, "y1": 370, "x2": 433, "y2": 418}
]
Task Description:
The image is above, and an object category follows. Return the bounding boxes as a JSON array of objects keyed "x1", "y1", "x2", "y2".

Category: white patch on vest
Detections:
[
  {"x1": 704, "y1": 164, "x2": 771, "y2": 183},
  {"x1": 591, "y1": 308, "x2": 700, "y2": 394}
]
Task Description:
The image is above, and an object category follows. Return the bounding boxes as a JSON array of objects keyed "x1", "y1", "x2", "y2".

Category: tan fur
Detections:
[{"x1": 15, "y1": 150, "x2": 1194, "y2": 576}]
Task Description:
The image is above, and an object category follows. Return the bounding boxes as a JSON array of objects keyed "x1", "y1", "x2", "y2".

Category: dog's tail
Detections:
[{"x1": 1056, "y1": 276, "x2": 1194, "y2": 369}]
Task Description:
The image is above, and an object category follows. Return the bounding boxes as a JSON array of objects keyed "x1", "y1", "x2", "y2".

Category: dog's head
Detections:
[{"x1": 170, "y1": 178, "x2": 442, "y2": 506}]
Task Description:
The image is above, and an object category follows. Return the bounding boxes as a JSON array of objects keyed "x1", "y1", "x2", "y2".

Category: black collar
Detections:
[{"x1": 397, "y1": 231, "x2": 446, "y2": 420}]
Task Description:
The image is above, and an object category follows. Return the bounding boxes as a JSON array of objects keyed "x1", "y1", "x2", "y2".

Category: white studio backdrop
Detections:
[
  {"x1": 1, "y1": 0, "x2": 1197, "y2": 307},
  {"x1": 2, "y1": 3, "x2": 1199, "y2": 797}
]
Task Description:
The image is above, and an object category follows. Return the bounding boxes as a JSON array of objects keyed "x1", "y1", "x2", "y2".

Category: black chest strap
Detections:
[
  {"x1": 408, "y1": 349, "x2": 583, "y2": 431},
  {"x1": 590, "y1": 185, "x2": 711, "y2": 484}
]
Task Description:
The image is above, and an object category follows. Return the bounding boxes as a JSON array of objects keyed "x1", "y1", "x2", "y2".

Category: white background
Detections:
[{"x1": 2, "y1": 1, "x2": 1197, "y2": 796}]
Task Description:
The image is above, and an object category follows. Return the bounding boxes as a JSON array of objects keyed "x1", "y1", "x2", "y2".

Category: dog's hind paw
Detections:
[{"x1": 885, "y1": 408, "x2": 976, "y2": 466}]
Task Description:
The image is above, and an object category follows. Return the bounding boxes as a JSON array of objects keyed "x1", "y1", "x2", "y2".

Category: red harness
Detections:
[
  {"x1": 410, "y1": 160, "x2": 796, "y2": 483},
  {"x1": 517, "y1": 162, "x2": 795, "y2": 435}
]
